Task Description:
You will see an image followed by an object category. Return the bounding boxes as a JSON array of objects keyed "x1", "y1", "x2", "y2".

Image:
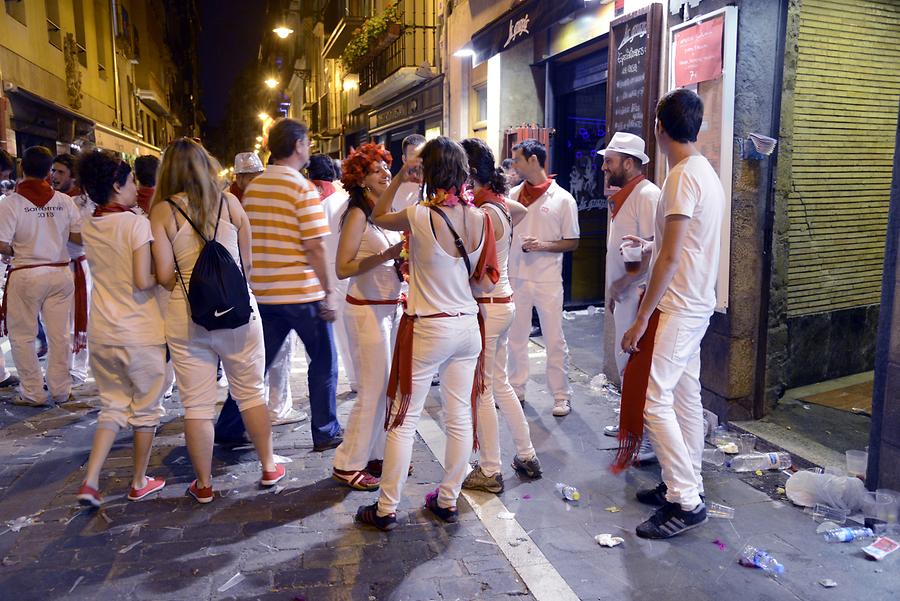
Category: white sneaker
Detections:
[
  {"x1": 636, "y1": 438, "x2": 657, "y2": 463},
  {"x1": 603, "y1": 424, "x2": 619, "y2": 437},
  {"x1": 272, "y1": 408, "x2": 308, "y2": 426},
  {"x1": 552, "y1": 399, "x2": 571, "y2": 417}
]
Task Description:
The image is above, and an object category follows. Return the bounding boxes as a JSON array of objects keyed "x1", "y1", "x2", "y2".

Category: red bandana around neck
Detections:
[
  {"x1": 519, "y1": 177, "x2": 553, "y2": 207},
  {"x1": 228, "y1": 181, "x2": 244, "y2": 202},
  {"x1": 93, "y1": 203, "x2": 134, "y2": 217},
  {"x1": 16, "y1": 180, "x2": 54, "y2": 208},
  {"x1": 609, "y1": 174, "x2": 647, "y2": 220},
  {"x1": 312, "y1": 180, "x2": 336, "y2": 200},
  {"x1": 473, "y1": 187, "x2": 508, "y2": 211},
  {"x1": 137, "y1": 186, "x2": 155, "y2": 213}
]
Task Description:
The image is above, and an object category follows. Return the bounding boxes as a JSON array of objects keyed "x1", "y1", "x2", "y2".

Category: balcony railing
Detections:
[
  {"x1": 359, "y1": 25, "x2": 436, "y2": 95},
  {"x1": 322, "y1": 0, "x2": 372, "y2": 59}
]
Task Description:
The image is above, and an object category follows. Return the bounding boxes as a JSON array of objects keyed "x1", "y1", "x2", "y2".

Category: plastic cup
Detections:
[
  {"x1": 707, "y1": 502, "x2": 735, "y2": 519},
  {"x1": 739, "y1": 433, "x2": 757, "y2": 454},
  {"x1": 876, "y1": 489, "x2": 900, "y2": 525},
  {"x1": 863, "y1": 491, "x2": 896, "y2": 533},
  {"x1": 810, "y1": 503, "x2": 847, "y2": 525},
  {"x1": 845, "y1": 450, "x2": 868, "y2": 480},
  {"x1": 620, "y1": 243, "x2": 642, "y2": 273},
  {"x1": 702, "y1": 448, "x2": 726, "y2": 466}
]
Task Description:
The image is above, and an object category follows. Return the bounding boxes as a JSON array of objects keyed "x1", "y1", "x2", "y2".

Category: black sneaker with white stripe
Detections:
[{"x1": 635, "y1": 502, "x2": 708, "y2": 539}]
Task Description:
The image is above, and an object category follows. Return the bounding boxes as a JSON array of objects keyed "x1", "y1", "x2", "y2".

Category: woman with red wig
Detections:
[{"x1": 331, "y1": 144, "x2": 403, "y2": 490}]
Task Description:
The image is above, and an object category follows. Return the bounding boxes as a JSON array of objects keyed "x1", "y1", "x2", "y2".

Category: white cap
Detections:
[
  {"x1": 597, "y1": 132, "x2": 650, "y2": 165},
  {"x1": 234, "y1": 152, "x2": 264, "y2": 174}
]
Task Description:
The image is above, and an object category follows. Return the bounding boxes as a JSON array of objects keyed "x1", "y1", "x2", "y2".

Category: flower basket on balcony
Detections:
[{"x1": 341, "y1": 1, "x2": 403, "y2": 73}]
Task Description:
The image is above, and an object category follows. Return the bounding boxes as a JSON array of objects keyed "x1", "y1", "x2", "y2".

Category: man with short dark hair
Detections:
[
  {"x1": 614, "y1": 88, "x2": 724, "y2": 539},
  {"x1": 393, "y1": 133, "x2": 426, "y2": 211},
  {"x1": 507, "y1": 139, "x2": 580, "y2": 417},
  {"x1": 133, "y1": 155, "x2": 159, "y2": 214},
  {"x1": 217, "y1": 119, "x2": 343, "y2": 450},
  {"x1": 50, "y1": 154, "x2": 80, "y2": 196},
  {"x1": 0, "y1": 146, "x2": 84, "y2": 406}
]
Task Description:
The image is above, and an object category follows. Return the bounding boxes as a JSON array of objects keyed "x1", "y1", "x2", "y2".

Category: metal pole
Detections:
[{"x1": 109, "y1": 0, "x2": 122, "y2": 128}]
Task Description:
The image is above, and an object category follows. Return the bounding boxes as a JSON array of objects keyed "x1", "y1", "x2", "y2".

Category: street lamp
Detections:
[
  {"x1": 255, "y1": 136, "x2": 263, "y2": 142},
  {"x1": 273, "y1": 26, "x2": 293, "y2": 38},
  {"x1": 264, "y1": 77, "x2": 279, "y2": 89},
  {"x1": 258, "y1": 112, "x2": 270, "y2": 121}
]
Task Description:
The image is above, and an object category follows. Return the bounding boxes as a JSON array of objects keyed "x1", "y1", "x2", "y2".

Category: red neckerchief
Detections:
[
  {"x1": 15, "y1": 179, "x2": 54, "y2": 208},
  {"x1": 609, "y1": 174, "x2": 647, "y2": 220},
  {"x1": 228, "y1": 181, "x2": 244, "y2": 202},
  {"x1": 519, "y1": 177, "x2": 553, "y2": 207},
  {"x1": 136, "y1": 186, "x2": 155, "y2": 214},
  {"x1": 93, "y1": 203, "x2": 134, "y2": 217},
  {"x1": 312, "y1": 179, "x2": 336, "y2": 200},
  {"x1": 473, "y1": 187, "x2": 508, "y2": 211},
  {"x1": 67, "y1": 185, "x2": 84, "y2": 197}
]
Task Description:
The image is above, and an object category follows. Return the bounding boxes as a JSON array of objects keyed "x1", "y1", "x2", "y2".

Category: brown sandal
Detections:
[{"x1": 332, "y1": 468, "x2": 380, "y2": 491}]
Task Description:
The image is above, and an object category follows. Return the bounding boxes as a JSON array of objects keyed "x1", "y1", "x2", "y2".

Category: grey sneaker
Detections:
[
  {"x1": 512, "y1": 454, "x2": 542, "y2": 479},
  {"x1": 636, "y1": 438, "x2": 657, "y2": 464},
  {"x1": 603, "y1": 424, "x2": 619, "y2": 437},
  {"x1": 552, "y1": 399, "x2": 571, "y2": 417},
  {"x1": 462, "y1": 464, "x2": 504, "y2": 493}
]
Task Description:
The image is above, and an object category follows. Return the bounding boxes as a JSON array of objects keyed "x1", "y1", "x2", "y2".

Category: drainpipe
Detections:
[{"x1": 110, "y1": 0, "x2": 123, "y2": 128}]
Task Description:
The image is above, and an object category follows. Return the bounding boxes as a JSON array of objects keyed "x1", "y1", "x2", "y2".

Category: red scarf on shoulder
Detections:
[
  {"x1": 518, "y1": 177, "x2": 553, "y2": 207},
  {"x1": 16, "y1": 180, "x2": 54, "y2": 208},
  {"x1": 312, "y1": 179, "x2": 336, "y2": 200},
  {"x1": 609, "y1": 175, "x2": 646, "y2": 220},
  {"x1": 136, "y1": 186, "x2": 155, "y2": 214}
]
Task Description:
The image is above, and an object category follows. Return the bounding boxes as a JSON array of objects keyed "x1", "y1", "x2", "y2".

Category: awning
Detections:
[
  {"x1": 5, "y1": 85, "x2": 95, "y2": 142},
  {"x1": 469, "y1": 0, "x2": 584, "y2": 66},
  {"x1": 94, "y1": 123, "x2": 160, "y2": 157}
]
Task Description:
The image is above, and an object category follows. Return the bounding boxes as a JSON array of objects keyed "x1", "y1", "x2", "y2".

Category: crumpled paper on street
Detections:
[{"x1": 594, "y1": 534, "x2": 624, "y2": 547}]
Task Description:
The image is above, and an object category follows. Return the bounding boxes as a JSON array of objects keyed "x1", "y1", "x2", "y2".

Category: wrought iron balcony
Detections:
[
  {"x1": 358, "y1": 24, "x2": 436, "y2": 103},
  {"x1": 322, "y1": 0, "x2": 372, "y2": 59}
]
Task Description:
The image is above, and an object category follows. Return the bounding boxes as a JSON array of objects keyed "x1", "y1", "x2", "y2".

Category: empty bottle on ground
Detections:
[
  {"x1": 823, "y1": 527, "x2": 875, "y2": 543},
  {"x1": 555, "y1": 482, "x2": 581, "y2": 501},
  {"x1": 738, "y1": 545, "x2": 785, "y2": 576},
  {"x1": 727, "y1": 452, "x2": 792, "y2": 472}
]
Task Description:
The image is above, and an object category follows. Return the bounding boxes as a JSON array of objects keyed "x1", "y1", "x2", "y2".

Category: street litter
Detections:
[
  {"x1": 594, "y1": 534, "x2": 624, "y2": 547},
  {"x1": 270, "y1": 485, "x2": 285, "y2": 495},
  {"x1": 475, "y1": 539, "x2": 498, "y2": 545},
  {"x1": 862, "y1": 536, "x2": 899, "y2": 561},
  {"x1": 816, "y1": 521, "x2": 841, "y2": 534},
  {"x1": 604, "y1": 506, "x2": 621, "y2": 513},
  {"x1": 555, "y1": 483, "x2": 580, "y2": 501},
  {"x1": 67, "y1": 576, "x2": 85, "y2": 594},
  {"x1": 273, "y1": 454, "x2": 293, "y2": 464},
  {"x1": 712, "y1": 539, "x2": 727, "y2": 550},
  {"x1": 822, "y1": 527, "x2": 874, "y2": 543},
  {"x1": 218, "y1": 572, "x2": 246, "y2": 592},
  {"x1": 99, "y1": 511, "x2": 112, "y2": 524},
  {"x1": 726, "y1": 451, "x2": 792, "y2": 472},
  {"x1": 508, "y1": 536, "x2": 528, "y2": 547},
  {"x1": 818, "y1": 579, "x2": 837, "y2": 588},
  {"x1": 117, "y1": 540, "x2": 143, "y2": 554},
  {"x1": 707, "y1": 503, "x2": 735, "y2": 519},
  {"x1": 497, "y1": 511, "x2": 515, "y2": 520},
  {"x1": 22, "y1": 422, "x2": 36, "y2": 431},
  {"x1": 785, "y1": 471, "x2": 867, "y2": 515},
  {"x1": 171, "y1": 456, "x2": 186, "y2": 465},
  {"x1": 522, "y1": 494, "x2": 531, "y2": 500},
  {"x1": 7, "y1": 515, "x2": 36, "y2": 532},
  {"x1": 738, "y1": 545, "x2": 784, "y2": 576}
]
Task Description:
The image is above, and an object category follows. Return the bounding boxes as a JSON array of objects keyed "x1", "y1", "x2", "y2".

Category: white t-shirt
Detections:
[
  {"x1": 606, "y1": 178, "x2": 660, "y2": 297},
  {"x1": 508, "y1": 180, "x2": 580, "y2": 283},
  {"x1": 0, "y1": 189, "x2": 82, "y2": 267},
  {"x1": 82, "y1": 211, "x2": 164, "y2": 346},
  {"x1": 322, "y1": 188, "x2": 350, "y2": 279},
  {"x1": 393, "y1": 181, "x2": 421, "y2": 212},
  {"x1": 652, "y1": 155, "x2": 725, "y2": 318},
  {"x1": 67, "y1": 193, "x2": 96, "y2": 259}
]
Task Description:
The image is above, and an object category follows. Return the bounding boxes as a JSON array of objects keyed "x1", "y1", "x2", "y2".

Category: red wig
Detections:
[{"x1": 341, "y1": 143, "x2": 392, "y2": 191}]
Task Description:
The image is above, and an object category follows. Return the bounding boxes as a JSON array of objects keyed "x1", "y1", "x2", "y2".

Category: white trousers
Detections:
[
  {"x1": 265, "y1": 333, "x2": 295, "y2": 420},
  {"x1": 331, "y1": 278, "x2": 356, "y2": 389},
  {"x1": 642, "y1": 311, "x2": 710, "y2": 508},
  {"x1": 334, "y1": 302, "x2": 399, "y2": 471},
  {"x1": 166, "y1": 296, "x2": 267, "y2": 419},
  {"x1": 507, "y1": 278, "x2": 571, "y2": 400},
  {"x1": 69, "y1": 260, "x2": 91, "y2": 383},
  {"x1": 612, "y1": 287, "x2": 642, "y2": 380},
  {"x1": 476, "y1": 302, "x2": 536, "y2": 476},
  {"x1": 378, "y1": 314, "x2": 481, "y2": 514},
  {"x1": 8, "y1": 266, "x2": 73, "y2": 402},
  {"x1": 91, "y1": 343, "x2": 167, "y2": 431}
]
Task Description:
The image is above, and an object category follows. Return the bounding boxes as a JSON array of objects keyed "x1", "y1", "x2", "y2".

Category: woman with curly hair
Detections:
[
  {"x1": 330, "y1": 143, "x2": 403, "y2": 491},
  {"x1": 74, "y1": 150, "x2": 167, "y2": 507},
  {"x1": 355, "y1": 137, "x2": 499, "y2": 530}
]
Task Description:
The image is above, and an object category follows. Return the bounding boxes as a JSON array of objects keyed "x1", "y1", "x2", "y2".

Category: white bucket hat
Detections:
[
  {"x1": 597, "y1": 132, "x2": 650, "y2": 165},
  {"x1": 234, "y1": 152, "x2": 264, "y2": 174}
]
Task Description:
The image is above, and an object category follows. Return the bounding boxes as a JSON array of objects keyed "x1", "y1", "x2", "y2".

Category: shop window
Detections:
[
  {"x1": 73, "y1": 0, "x2": 87, "y2": 67},
  {"x1": 94, "y1": 0, "x2": 107, "y2": 78},
  {"x1": 4, "y1": 0, "x2": 26, "y2": 25},
  {"x1": 473, "y1": 84, "x2": 487, "y2": 127},
  {"x1": 45, "y1": 0, "x2": 62, "y2": 50}
]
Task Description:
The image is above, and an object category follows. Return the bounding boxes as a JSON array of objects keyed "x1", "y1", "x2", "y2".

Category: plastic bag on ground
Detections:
[{"x1": 785, "y1": 471, "x2": 867, "y2": 512}]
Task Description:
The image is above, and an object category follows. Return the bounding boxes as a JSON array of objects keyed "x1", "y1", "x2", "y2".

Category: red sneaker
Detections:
[
  {"x1": 128, "y1": 477, "x2": 166, "y2": 501},
  {"x1": 77, "y1": 482, "x2": 102, "y2": 508},
  {"x1": 261, "y1": 464, "x2": 286, "y2": 487},
  {"x1": 187, "y1": 480, "x2": 214, "y2": 504}
]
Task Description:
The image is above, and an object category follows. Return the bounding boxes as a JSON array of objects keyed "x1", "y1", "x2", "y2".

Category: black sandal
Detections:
[
  {"x1": 355, "y1": 502, "x2": 398, "y2": 531},
  {"x1": 424, "y1": 488, "x2": 458, "y2": 523}
]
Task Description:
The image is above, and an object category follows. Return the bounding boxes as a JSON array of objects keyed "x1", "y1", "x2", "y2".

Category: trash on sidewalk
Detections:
[
  {"x1": 726, "y1": 452, "x2": 792, "y2": 472},
  {"x1": 822, "y1": 527, "x2": 874, "y2": 543},
  {"x1": 270, "y1": 485, "x2": 285, "y2": 495},
  {"x1": 218, "y1": 572, "x2": 246, "y2": 592},
  {"x1": 604, "y1": 506, "x2": 621, "y2": 513},
  {"x1": 67, "y1": 575, "x2": 85, "y2": 594},
  {"x1": 862, "y1": 537, "x2": 899, "y2": 561},
  {"x1": 117, "y1": 540, "x2": 143, "y2": 554},
  {"x1": 712, "y1": 539, "x2": 727, "y2": 550},
  {"x1": 818, "y1": 579, "x2": 838, "y2": 588},
  {"x1": 785, "y1": 471, "x2": 867, "y2": 514},
  {"x1": 562, "y1": 311, "x2": 575, "y2": 321},
  {"x1": 702, "y1": 448, "x2": 725, "y2": 466},
  {"x1": 707, "y1": 502, "x2": 735, "y2": 519},
  {"x1": 6, "y1": 515, "x2": 37, "y2": 532},
  {"x1": 738, "y1": 545, "x2": 785, "y2": 576},
  {"x1": 497, "y1": 511, "x2": 515, "y2": 520},
  {"x1": 816, "y1": 520, "x2": 841, "y2": 534},
  {"x1": 272, "y1": 454, "x2": 293, "y2": 464},
  {"x1": 589, "y1": 373, "x2": 608, "y2": 392},
  {"x1": 594, "y1": 534, "x2": 624, "y2": 547},
  {"x1": 555, "y1": 483, "x2": 581, "y2": 502}
]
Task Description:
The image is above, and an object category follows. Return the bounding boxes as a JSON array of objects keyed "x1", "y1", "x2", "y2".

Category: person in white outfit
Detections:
[
  {"x1": 73, "y1": 151, "x2": 168, "y2": 508},
  {"x1": 149, "y1": 138, "x2": 285, "y2": 503},
  {"x1": 0, "y1": 146, "x2": 83, "y2": 407},
  {"x1": 0, "y1": 148, "x2": 20, "y2": 391},
  {"x1": 356, "y1": 137, "x2": 497, "y2": 531},
  {"x1": 331, "y1": 143, "x2": 402, "y2": 491},
  {"x1": 507, "y1": 139, "x2": 580, "y2": 416},
  {"x1": 599, "y1": 132, "x2": 661, "y2": 464},
  {"x1": 459, "y1": 138, "x2": 542, "y2": 493},
  {"x1": 52, "y1": 153, "x2": 94, "y2": 385},
  {"x1": 614, "y1": 89, "x2": 724, "y2": 539}
]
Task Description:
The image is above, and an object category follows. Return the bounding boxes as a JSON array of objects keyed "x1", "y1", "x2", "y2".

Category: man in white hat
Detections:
[
  {"x1": 599, "y1": 132, "x2": 660, "y2": 462},
  {"x1": 229, "y1": 152, "x2": 265, "y2": 203}
]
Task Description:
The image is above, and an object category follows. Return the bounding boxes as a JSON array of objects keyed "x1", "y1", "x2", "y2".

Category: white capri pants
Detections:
[
  {"x1": 165, "y1": 295, "x2": 267, "y2": 420},
  {"x1": 91, "y1": 343, "x2": 167, "y2": 431}
]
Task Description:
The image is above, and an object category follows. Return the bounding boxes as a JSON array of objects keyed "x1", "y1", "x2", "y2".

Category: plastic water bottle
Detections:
[
  {"x1": 726, "y1": 452, "x2": 792, "y2": 472},
  {"x1": 555, "y1": 482, "x2": 581, "y2": 501},
  {"x1": 738, "y1": 545, "x2": 785, "y2": 576},
  {"x1": 823, "y1": 527, "x2": 875, "y2": 543}
]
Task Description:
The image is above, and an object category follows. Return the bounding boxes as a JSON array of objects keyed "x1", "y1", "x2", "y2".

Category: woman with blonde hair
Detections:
[{"x1": 149, "y1": 138, "x2": 285, "y2": 503}]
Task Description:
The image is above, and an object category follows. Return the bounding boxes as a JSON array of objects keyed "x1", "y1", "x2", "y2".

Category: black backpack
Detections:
[{"x1": 167, "y1": 196, "x2": 252, "y2": 330}]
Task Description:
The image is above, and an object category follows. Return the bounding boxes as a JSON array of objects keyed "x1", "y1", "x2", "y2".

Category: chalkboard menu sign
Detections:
[{"x1": 605, "y1": 3, "x2": 663, "y2": 179}]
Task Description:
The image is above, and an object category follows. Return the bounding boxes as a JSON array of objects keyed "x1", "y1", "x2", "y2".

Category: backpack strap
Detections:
[
  {"x1": 428, "y1": 205, "x2": 472, "y2": 277},
  {"x1": 165, "y1": 198, "x2": 207, "y2": 242}
]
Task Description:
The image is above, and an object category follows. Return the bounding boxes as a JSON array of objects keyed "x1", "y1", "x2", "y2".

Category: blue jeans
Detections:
[{"x1": 215, "y1": 301, "x2": 341, "y2": 446}]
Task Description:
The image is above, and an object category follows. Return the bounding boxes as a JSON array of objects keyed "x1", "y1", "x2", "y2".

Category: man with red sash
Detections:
[
  {"x1": 507, "y1": 139, "x2": 580, "y2": 417},
  {"x1": 0, "y1": 146, "x2": 84, "y2": 407},
  {"x1": 599, "y1": 132, "x2": 660, "y2": 464},
  {"x1": 614, "y1": 89, "x2": 724, "y2": 539}
]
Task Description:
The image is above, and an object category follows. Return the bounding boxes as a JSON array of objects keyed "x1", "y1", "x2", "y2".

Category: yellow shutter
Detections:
[{"x1": 786, "y1": 0, "x2": 900, "y2": 317}]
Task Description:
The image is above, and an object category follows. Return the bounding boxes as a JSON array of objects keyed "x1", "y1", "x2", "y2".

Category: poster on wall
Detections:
[{"x1": 673, "y1": 14, "x2": 725, "y2": 87}]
